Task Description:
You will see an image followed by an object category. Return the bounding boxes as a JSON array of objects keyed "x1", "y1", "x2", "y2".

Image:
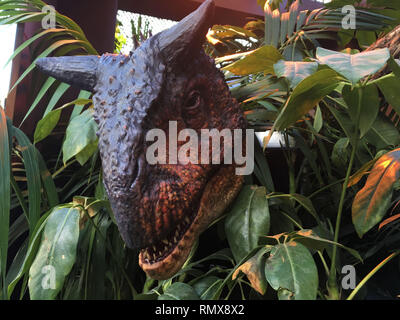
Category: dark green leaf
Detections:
[
  {"x1": 342, "y1": 83, "x2": 380, "y2": 137},
  {"x1": 264, "y1": 241, "x2": 318, "y2": 300},
  {"x1": 34, "y1": 109, "x2": 61, "y2": 144},
  {"x1": 290, "y1": 229, "x2": 362, "y2": 261},
  {"x1": 158, "y1": 282, "x2": 199, "y2": 300},
  {"x1": 192, "y1": 276, "x2": 222, "y2": 300},
  {"x1": 62, "y1": 108, "x2": 98, "y2": 164},
  {"x1": 28, "y1": 206, "x2": 80, "y2": 300},
  {"x1": 225, "y1": 186, "x2": 270, "y2": 263},
  {"x1": 332, "y1": 137, "x2": 350, "y2": 168},
  {"x1": 364, "y1": 115, "x2": 400, "y2": 150},
  {"x1": 374, "y1": 73, "x2": 400, "y2": 116}
]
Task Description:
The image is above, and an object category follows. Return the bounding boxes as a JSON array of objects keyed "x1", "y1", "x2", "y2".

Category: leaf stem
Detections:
[
  {"x1": 347, "y1": 251, "x2": 400, "y2": 300},
  {"x1": 328, "y1": 85, "x2": 363, "y2": 297}
]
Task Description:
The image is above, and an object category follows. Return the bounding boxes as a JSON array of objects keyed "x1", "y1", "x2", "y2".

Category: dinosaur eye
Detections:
[{"x1": 185, "y1": 91, "x2": 201, "y2": 111}]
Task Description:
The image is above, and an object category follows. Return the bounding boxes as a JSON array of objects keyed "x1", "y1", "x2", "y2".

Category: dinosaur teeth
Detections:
[{"x1": 143, "y1": 251, "x2": 150, "y2": 260}]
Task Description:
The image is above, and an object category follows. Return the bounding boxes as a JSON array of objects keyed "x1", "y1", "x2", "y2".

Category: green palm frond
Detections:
[
  {"x1": 0, "y1": 0, "x2": 97, "y2": 125},
  {"x1": 264, "y1": 0, "x2": 394, "y2": 57}
]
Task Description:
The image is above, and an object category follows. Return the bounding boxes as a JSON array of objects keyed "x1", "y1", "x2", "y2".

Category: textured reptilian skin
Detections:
[{"x1": 36, "y1": 0, "x2": 245, "y2": 279}]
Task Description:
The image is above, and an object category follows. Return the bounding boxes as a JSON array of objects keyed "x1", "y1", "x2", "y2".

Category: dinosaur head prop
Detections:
[{"x1": 36, "y1": 0, "x2": 245, "y2": 279}]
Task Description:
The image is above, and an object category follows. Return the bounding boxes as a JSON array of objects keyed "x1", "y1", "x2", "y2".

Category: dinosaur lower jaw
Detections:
[{"x1": 138, "y1": 165, "x2": 244, "y2": 280}]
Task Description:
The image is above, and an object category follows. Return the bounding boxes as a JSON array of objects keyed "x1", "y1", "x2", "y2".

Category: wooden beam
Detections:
[
  {"x1": 118, "y1": 0, "x2": 324, "y2": 26},
  {"x1": 55, "y1": 0, "x2": 118, "y2": 54},
  {"x1": 118, "y1": 0, "x2": 263, "y2": 26}
]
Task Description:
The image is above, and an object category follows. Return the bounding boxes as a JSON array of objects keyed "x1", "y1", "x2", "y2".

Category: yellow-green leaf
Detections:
[
  {"x1": 274, "y1": 69, "x2": 342, "y2": 131},
  {"x1": 222, "y1": 45, "x2": 283, "y2": 76}
]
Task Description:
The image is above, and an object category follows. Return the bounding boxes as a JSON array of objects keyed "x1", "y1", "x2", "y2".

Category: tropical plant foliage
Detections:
[{"x1": 1, "y1": 0, "x2": 400, "y2": 301}]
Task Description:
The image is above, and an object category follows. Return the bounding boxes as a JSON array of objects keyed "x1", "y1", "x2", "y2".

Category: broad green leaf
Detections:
[
  {"x1": 288, "y1": 193, "x2": 319, "y2": 222},
  {"x1": 158, "y1": 282, "x2": 199, "y2": 300},
  {"x1": 329, "y1": 105, "x2": 400, "y2": 150},
  {"x1": 225, "y1": 186, "x2": 270, "y2": 263},
  {"x1": 34, "y1": 109, "x2": 61, "y2": 144},
  {"x1": 264, "y1": 241, "x2": 318, "y2": 300},
  {"x1": 316, "y1": 47, "x2": 390, "y2": 84},
  {"x1": 290, "y1": 229, "x2": 362, "y2": 262},
  {"x1": 254, "y1": 141, "x2": 275, "y2": 192},
  {"x1": 388, "y1": 58, "x2": 400, "y2": 78},
  {"x1": 70, "y1": 91, "x2": 92, "y2": 120},
  {"x1": 374, "y1": 73, "x2": 400, "y2": 116},
  {"x1": 232, "y1": 248, "x2": 268, "y2": 295},
  {"x1": 274, "y1": 69, "x2": 342, "y2": 131},
  {"x1": 35, "y1": 98, "x2": 91, "y2": 145},
  {"x1": 352, "y1": 148, "x2": 400, "y2": 237},
  {"x1": 332, "y1": 137, "x2": 350, "y2": 168},
  {"x1": 62, "y1": 108, "x2": 98, "y2": 164},
  {"x1": 28, "y1": 206, "x2": 80, "y2": 300},
  {"x1": 313, "y1": 105, "x2": 323, "y2": 133},
  {"x1": 192, "y1": 276, "x2": 222, "y2": 300},
  {"x1": 0, "y1": 107, "x2": 10, "y2": 298},
  {"x1": 356, "y1": 30, "x2": 376, "y2": 48},
  {"x1": 245, "y1": 108, "x2": 277, "y2": 122},
  {"x1": 282, "y1": 44, "x2": 304, "y2": 61},
  {"x1": 364, "y1": 115, "x2": 400, "y2": 150},
  {"x1": 342, "y1": 83, "x2": 380, "y2": 137},
  {"x1": 222, "y1": 45, "x2": 283, "y2": 76},
  {"x1": 273, "y1": 60, "x2": 319, "y2": 89},
  {"x1": 290, "y1": 131, "x2": 324, "y2": 185},
  {"x1": 75, "y1": 140, "x2": 98, "y2": 166}
]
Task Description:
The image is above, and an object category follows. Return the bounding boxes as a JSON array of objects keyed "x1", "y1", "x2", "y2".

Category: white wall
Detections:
[{"x1": 0, "y1": 24, "x2": 17, "y2": 108}]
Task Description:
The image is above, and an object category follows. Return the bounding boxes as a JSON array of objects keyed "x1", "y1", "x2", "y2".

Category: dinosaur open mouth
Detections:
[
  {"x1": 138, "y1": 197, "x2": 202, "y2": 280},
  {"x1": 138, "y1": 165, "x2": 244, "y2": 280},
  {"x1": 139, "y1": 210, "x2": 196, "y2": 265}
]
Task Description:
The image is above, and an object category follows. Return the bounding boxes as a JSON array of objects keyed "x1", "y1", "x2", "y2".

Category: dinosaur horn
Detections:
[
  {"x1": 35, "y1": 55, "x2": 100, "y2": 91},
  {"x1": 156, "y1": 0, "x2": 215, "y2": 63}
]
